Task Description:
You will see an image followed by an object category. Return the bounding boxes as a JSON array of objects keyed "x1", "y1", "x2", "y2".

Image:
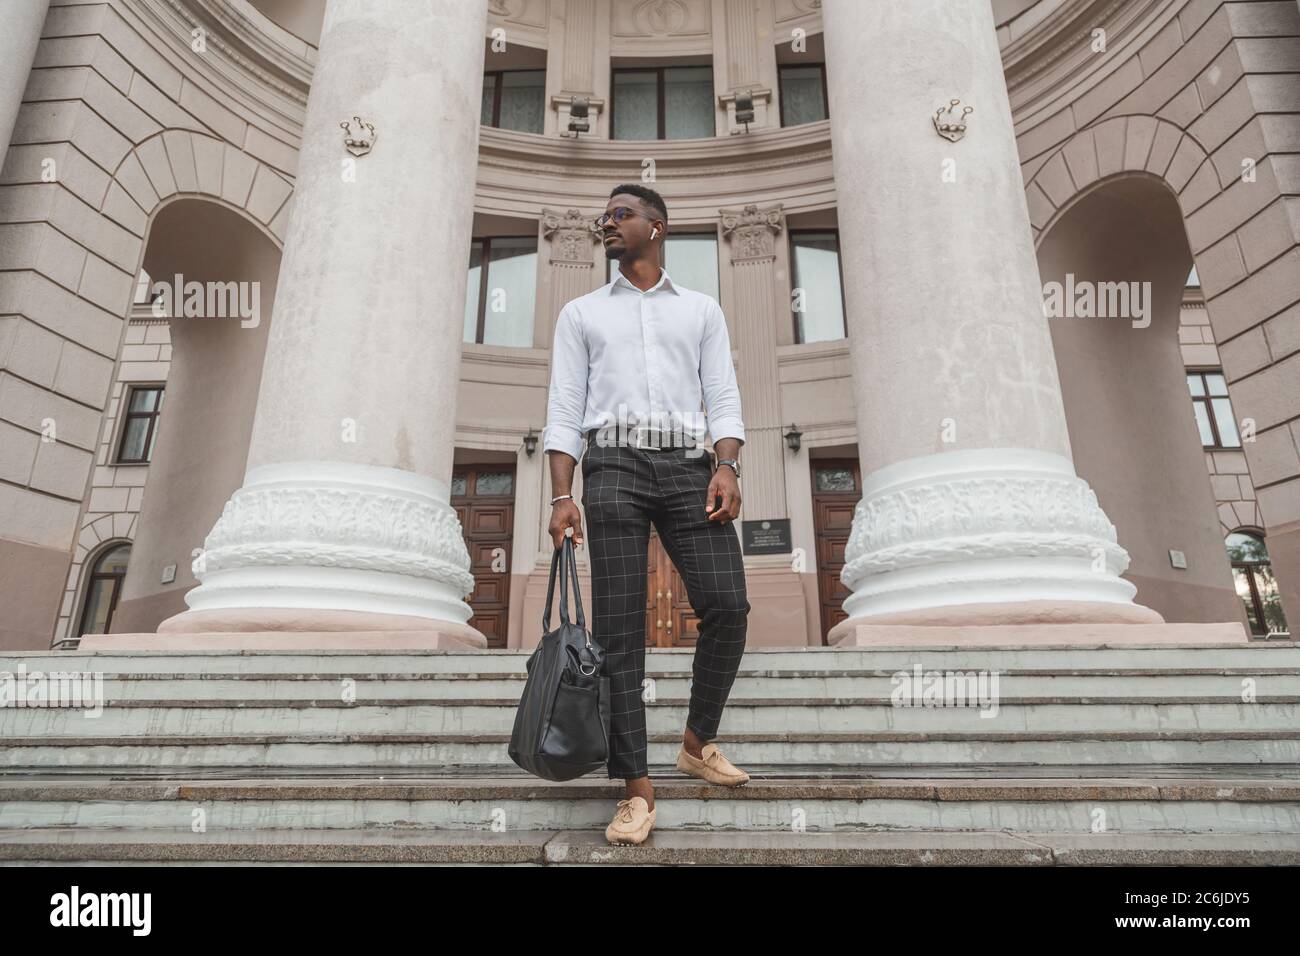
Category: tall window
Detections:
[
  {"x1": 612, "y1": 66, "x2": 714, "y2": 140},
  {"x1": 778, "y1": 64, "x2": 828, "y2": 126},
  {"x1": 116, "y1": 386, "x2": 164, "y2": 463},
  {"x1": 464, "y1": 237, "x2": 537, "y2": 347},
  {"x1": 481, "y1": 70, "x2": 546, "y2": 133},
  {"x1": 606, "y1": 233, "x2": 719, "y2": 302},
  {"x1": 1187, "y1": 371, "x2": 1240, "y2": 448},
  {"x1": 77, "y1": 543, "x2": 131, "y2": 636},
  {"x1": 790, "y1": 230, "x2": 847, "y2": 343},
  {"x1": 1227, "y1": 531, "x2": 1289, "y2": 638}
]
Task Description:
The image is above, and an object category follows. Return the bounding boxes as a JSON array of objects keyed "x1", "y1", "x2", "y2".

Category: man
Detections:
[{"x1": 542, "y1": 183, "x2": 751, "y2": 846}]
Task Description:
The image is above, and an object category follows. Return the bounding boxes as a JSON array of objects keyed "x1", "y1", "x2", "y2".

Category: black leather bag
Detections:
[{"x1": 508, "y1": 535, "x2": 610, "y2": 780}]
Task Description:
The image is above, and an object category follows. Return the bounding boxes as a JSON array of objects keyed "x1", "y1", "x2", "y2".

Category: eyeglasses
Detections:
[{"x1": 595, "y1": 207, "x2": 650, "y2": 229}]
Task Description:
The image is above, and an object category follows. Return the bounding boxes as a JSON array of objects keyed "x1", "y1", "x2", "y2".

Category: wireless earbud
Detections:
[{"x1": 651, "y1": 228, "x2": 658, "y2": 239}]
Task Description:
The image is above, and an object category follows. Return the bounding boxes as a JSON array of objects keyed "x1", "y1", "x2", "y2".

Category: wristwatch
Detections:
[{"x1": 717, "y1": 458, "x2": 740, "y2": 478}]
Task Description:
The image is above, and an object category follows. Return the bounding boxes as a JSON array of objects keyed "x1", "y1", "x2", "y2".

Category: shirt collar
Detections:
[{"x1": 607, "y1": 266, "x2": 680, "y2": 296}]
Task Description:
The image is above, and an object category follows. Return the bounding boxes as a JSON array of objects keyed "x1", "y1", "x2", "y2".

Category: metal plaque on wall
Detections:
[{"x1": 742, "y1": 518, "x2": 792, "y2": 555}]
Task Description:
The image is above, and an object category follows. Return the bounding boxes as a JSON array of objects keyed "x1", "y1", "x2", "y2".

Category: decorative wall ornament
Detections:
[
  {"x1": 488, "y1": 0, "x2": 518, "y2": 16},
  {"x1": 720, "y1": 203, "x2": 785, "y2": 262},
  {"x1": 340, "y1": 116, "x2": 376, "y2": 156},
  {"x1": 632, "y1": 0, "x2": 690, "y2": 36},
  {"x1": 543, "y1": 208, "x2": 603, "y2": 265},
  {"x1": 933, "y1": 99, "x2": 973, "y2": 142}
]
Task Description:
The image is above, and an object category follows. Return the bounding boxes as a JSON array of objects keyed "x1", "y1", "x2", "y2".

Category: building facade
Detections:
[{"x1": 1, "y1": 0, "x2": 1297, "y2": 651}]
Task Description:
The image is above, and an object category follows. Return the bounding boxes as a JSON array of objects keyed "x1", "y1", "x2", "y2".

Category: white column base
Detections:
[
  {"x1": 841, "y1": 448, "x2": 1156, "y2": 622},
  {"x1": 177, "y1": 461, "x2": 476, "y2": 626}
]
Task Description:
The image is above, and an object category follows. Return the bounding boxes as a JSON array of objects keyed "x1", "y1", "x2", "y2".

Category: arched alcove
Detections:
[
  {"x1": 1037, "y1": 175, "x2": 1240, "y2": 623},
  {"x1": 110, "y1": 199, "x2": 283, "y2": 632}
]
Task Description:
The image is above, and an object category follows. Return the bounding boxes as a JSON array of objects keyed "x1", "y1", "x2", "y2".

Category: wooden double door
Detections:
[
  {"x1": 810, "y1": 457, "x2": 862, "y2": 644},
  {"x1": 451, "y1": 464, "x2": 515, "y2": 649},
  {"x1": 645, "y1": 529, "x2": 700, "y2": 647}
]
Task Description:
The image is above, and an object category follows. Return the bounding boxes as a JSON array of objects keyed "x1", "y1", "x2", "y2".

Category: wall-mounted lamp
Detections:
[
  {"x1": 524, "y1": 427, "x2": 539, "y2": 457},
  {"x1": 735, "y1": 89, "x2": 754, "y2": 131},
  {"x1": 784, "y1": 423, "x2": 802, "y2": 454},
  {"x1": 568, "y1": 96, "x2": 590, "y2": 136}
]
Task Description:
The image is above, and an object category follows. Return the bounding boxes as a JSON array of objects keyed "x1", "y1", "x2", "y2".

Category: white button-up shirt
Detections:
[{"x1": 542, "y1": 267, "x2": 745, "y2": 463}]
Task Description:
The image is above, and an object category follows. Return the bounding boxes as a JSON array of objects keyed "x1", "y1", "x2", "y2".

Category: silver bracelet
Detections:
[{"x1": 550, "y1": 493, "x2": 574, "y2": 505}]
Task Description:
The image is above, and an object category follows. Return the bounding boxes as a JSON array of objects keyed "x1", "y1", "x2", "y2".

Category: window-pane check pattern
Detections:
[{"x1": 581, "y1": 435, "x2": 750, "y2": 779}]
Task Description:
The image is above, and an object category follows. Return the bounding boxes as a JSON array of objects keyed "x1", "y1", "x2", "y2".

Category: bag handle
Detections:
[{"x1": 541, "y1": 535, "x2": 586, "y2": 633}]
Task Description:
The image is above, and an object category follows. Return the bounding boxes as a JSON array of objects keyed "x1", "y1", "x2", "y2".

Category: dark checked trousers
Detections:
[{"x1": 579, "y1": 431, "x2": 750, "y2": 780}]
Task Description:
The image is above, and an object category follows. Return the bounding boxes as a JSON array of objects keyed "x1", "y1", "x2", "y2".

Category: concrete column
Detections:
[
  {"x1": 0, "y1": 0, "x2": 50, "y2": 161},
  {"x1": 821, "y1": 0, "x2": 1161, "y2": 629},
  {"x1": 720, "y1": 202, "x2": 787, "y2": 522},
  {"x1": 156, "y1": 0, "x2": 488, "y2": 644},
  {"x1": 540, "y1": 207, "x2": 601, "y2": 330}
]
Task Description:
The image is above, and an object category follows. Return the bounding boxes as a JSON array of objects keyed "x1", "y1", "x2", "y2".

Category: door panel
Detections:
[
  {"x1": 451, "y1": 464, "x2": 515, "y2": 648},
  {"x1": 811, "y1": 458, "x2": 862, "y2": 644},
  {"x1": 646, "y1": 529, "x2": 699, "y2": 647}
]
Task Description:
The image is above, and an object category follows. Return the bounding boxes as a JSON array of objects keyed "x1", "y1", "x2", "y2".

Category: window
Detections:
[
  {"x1": 77, "y1": 543, "x2": 131, "y2": 636},
  {"x1": 611, "y1": 66, "x2": 714, "y2": 140},
  {"x1": 464, "y1": 237, "x2": 537, "y2": 347},
  {"x1": 778, "y1": 64, "x2": 828, "y2": 126},
  {"x1": 116, "y1": 386, "x2": 164, "y2": 463},
  {"x1": 1187, "y1": 371, "x2": 1240, "y2": 449},
  {"x1": 790, "y1": 230, "x2": 847, "y2": 343},
  {"x1": 1227, "y1": 531, "x2": 1289, "y2": 638},
  {"x1": 605, "y1": 233, "x2": 719, "y2": 302},
  {"x1": 481, "y1": 70, "x2": 546, "y2": 133}
]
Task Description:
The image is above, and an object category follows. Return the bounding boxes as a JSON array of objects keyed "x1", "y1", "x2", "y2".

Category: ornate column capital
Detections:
[
  {"x1": 542, "y1": 208, "x2": 602, "y2": 265},
  {"x1": 720, "y1": 203, "x2": 785, "y2": 262}
]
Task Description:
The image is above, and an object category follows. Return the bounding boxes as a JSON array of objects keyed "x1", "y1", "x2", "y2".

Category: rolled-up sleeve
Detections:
[
  {"x1": 700, "y1": 300, "x2": 745, "y2": 446},
  {"x1": 542, "y1": 304, "x2": 589, "y2": 464}
]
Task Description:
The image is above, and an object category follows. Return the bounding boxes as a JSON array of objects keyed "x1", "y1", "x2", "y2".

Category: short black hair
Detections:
[{"x1": 609, "y1": 183, "x2": 668, "y2": 223}]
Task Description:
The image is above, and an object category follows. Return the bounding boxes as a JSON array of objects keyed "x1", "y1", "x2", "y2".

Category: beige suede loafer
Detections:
[
  {"x1": 676, "y1": 742, "x2": 750, "y2": 786},
  {"x1": 605, "y1": 796, "x2": 657, "y2": 846}
]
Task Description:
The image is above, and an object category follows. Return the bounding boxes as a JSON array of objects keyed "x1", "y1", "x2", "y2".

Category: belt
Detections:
[{"x1": 585, "y1": 425, "x2": 701, "y2": 451}]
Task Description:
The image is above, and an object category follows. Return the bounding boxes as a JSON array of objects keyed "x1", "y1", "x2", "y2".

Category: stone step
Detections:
[
  {"x1": 6, "y1": 731, "x2": 1299, "y2": 772},
  {"x1": 2, "y1": 776, "x2": 1296, "y2": 834},
  {"x1": 1, "y1": 826, "x2": 1296, "y2": 865},
  {"x1": 39, "y1": 671, "x2": 1300, "y2": 701},
  {"x1": 3, "y1": 698, "x2": 1296, "y2": 737},
  {"x1": 7, "y1": 643, "x2": 1299, "y2": 675}
]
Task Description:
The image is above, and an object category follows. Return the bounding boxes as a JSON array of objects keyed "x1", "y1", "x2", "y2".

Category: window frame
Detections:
[
  {"x1": 610, "y1": 65, "x2": 715, "y2": 141},
  {"x1": 465, "y1": 235, "x2": 538, "y2": 347},
  {"x1": 777, "y1": 62, "x2": 829, "y2": 127},
  {"x1": 114, "y1": 384, "x2": 165, "y2": 465},
  {"x1": 788, "y1": 227, "x2": 848, "y2": 344},
  {"x1": 480, "y1": 69, "x2": 546, "y2": 132},
  {"x1": 75, "y1": 541, "x2": 131, "y2": 637},
  {"x1": 1227, "y1": 528, "x2": 1286, "y2": 638},
  {"x1": 1187, "y1": 368, "x2": 1240, "y2": 450}
]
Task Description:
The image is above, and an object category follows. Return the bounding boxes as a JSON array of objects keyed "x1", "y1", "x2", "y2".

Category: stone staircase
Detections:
[{"x1": 1, "y1": 644, "x2": 1298, "y2": 865}]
